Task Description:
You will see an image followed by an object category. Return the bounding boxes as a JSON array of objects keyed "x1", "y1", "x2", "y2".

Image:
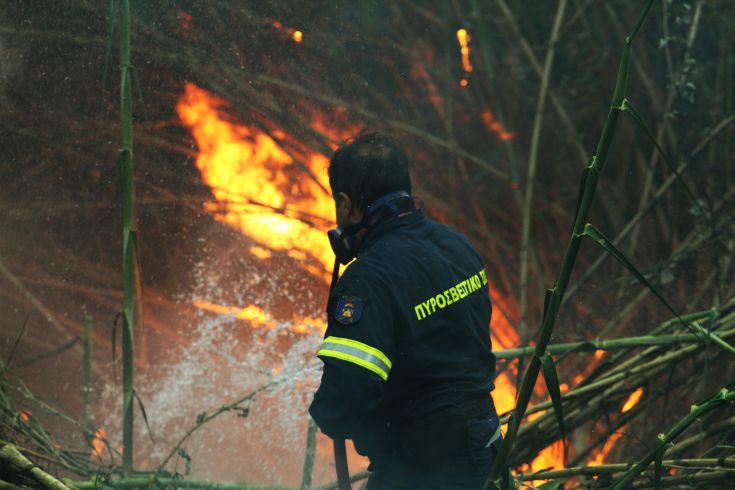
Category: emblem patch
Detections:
[{"x1": 334, "y1": 296, "x2": 364, "y2": 325}]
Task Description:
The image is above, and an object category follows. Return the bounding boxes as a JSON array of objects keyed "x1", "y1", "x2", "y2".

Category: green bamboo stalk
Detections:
[
  {"x1": 513, "y1": 322, "x2": 734, "y2": 422},
  {"x1": 518, "y1": 456, "x2": 735, "y2": 481},
  {"x1": 483, "y1": 3, "x2": 655, "y2": 487},
  {"x1": 82, "y1": 314, "x2": 93, "y2": 459},
  {"x1": 611, "y1": 382, "x2": 735, "y2": 489},
  {"x1": 118, "y1": 0, "x2": 137, "y2": 475},
  {"x1": 496, "y1": 323, "x2": 727, "y2": 359}
]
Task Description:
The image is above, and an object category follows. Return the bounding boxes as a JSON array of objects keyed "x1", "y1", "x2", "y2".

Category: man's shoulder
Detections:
[{"x1": 420, "y1": 218, "x2": 483, "y2": 256}]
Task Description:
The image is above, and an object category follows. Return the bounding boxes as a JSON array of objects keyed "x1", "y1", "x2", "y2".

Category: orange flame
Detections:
[
  {"x1": 194, "y1": 300, "x2": 325, "y2": 334},
  {"x1": 587, "y1": 389, "x2": 644, "y2": 465},
  {"x1": 271, "y1": 20, "x2": 304, "y2": 44},
  {"x1": 176, "y1": 84, "x2": 335, "y2": 280},
  {"x1": 91, "y1": 427, "x2": 107, "y2": 457},
  {"x1": 590, "y1": 429, "x2": 623, "y2": 466},
  {"x1": 456, "y1": 29, "x2": 473, "y2": 73},
  {"x1": 520, "y1": 439, "x2": 565, "y2": 477},
  {"x1": 481, "y1": 109, "x2": 513, "y2": 141},
  {"x1": 622, "y1": 387, "x2": 644, "y2": 413}
]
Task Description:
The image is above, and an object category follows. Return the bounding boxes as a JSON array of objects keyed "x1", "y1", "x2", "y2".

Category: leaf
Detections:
[
  {"x1": 582, "y1": 223, "x2": 735, "y2": 356},
  {"x1": 129, "y1": 66, "x2": 148, "y2": 122},
  {"x1": 539, "y1": 354, "x2": 566, "y2": 463},
  {"x1": 622, "y1": 99, "x2": 705, "y2": 217},
  {"x1": 196, "y1": 412, "x2": 207, "y2": 424},
  {"x1": 539, "y1": 354, "x2": 567, "y2": 464},
  {"x1": 177, "y1": 447, "x2": 192, "y2": 476},
  {"x1": 133, "y1": 389, "x2": 155, "y2": 443}
]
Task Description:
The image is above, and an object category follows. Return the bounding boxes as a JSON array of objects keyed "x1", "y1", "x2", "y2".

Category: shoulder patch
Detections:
[{"x1": 334, "y1": 296, "x2": 364, "y2": 325}]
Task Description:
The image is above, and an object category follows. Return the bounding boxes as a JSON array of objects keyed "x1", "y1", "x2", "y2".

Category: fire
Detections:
[
  {"x1": 456, "y1": 29, "x2": 473, "y2": 73},
  {"x1": 177, "y1": 83, "x2": 550, "y2": 474},
  {"x1": 521, "y1": 439, "x2": 565, "y2": 474},
  {"x1": 91, "y1": 427, "x2": 107, "y2": 458},
  {"x1": 271, "y1": 20, "x2": 304, "y2": 44},
  {"x1": 194, "y1": 300, "x2": 326, "y2": 334},
  {"x1": 587, "y1": 388, "x2": 645, "y2": 465},
  {"x1": 177, "y1": 84, "x2": 336, "y2": 281},
  {"x1": 590, "y1": 430, "x2": 622, "y2": 466},
  {"x1": 481, "y1": 109, "x2": 513, "y2": 141},
  {"x1": 249, "y1": 246, "x2": 273, "y2": 260},
  {"x1": 622, "y1": 387, "x2": 644, "y2": 413}
]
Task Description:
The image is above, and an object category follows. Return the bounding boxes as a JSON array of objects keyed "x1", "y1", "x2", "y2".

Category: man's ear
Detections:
[
  {"x1": 336, "y1": 192, "x2": 352, "y2": 215},
  {"x1": 337, "y1": 192, "x2": 364, "y2": 224}
]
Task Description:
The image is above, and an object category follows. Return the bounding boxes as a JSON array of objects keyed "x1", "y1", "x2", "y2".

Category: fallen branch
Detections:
[{"x1": 0, "y1": 444, "x2": 72, "y2": 490}]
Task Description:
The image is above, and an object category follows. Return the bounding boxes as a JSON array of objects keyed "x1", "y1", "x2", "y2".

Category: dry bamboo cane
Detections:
[
  {"x1": 0, "y1": 444, "x2": 72, "y2": 490},
  {"x1": 518, "y1": 0, "x2": 568, "y2": 344},
  {"x1": 482, "y1": 2, "x2": 656, "y2": 487}
]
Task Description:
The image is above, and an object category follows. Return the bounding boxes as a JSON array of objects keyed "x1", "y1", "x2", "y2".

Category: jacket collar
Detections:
[{"x1": 358, "y1": 209, "x2": 425, "y2": 254}]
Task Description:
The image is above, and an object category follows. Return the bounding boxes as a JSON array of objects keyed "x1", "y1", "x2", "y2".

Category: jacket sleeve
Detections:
[{"x1": 309, "y1": 266, "x2": 395, "y2": 440}]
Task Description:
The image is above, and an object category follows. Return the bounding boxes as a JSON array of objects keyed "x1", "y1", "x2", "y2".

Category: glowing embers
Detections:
[
  {"x1": 176, "y1": 84, "x2": 335, "y2": 280},
  {"x1": 91, "y1": 427, "x2": 108, "y2": 458},
  {"x1": 456, "y1": 29, "x2": 473, "y2": 73},
  {"x1": 456, "y1": 28, "x2": 473, "y2": 88},
  {"x1": 481, "y1": 109, "x2": 513, "y2": 141},
  {"x1": 271, "y1": 20, "x2": 303, "y2": 43},
  {"x1": 622, "y1": 386, "x2": 644, "y2": 413},
  {"x1": 588, "y1": 387, "x2": 646, "y2": 465}
]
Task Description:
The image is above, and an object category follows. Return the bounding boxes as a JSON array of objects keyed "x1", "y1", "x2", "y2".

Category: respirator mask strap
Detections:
[{"x1": 327, "y1": 191, "x2": 416, "y2": 265}]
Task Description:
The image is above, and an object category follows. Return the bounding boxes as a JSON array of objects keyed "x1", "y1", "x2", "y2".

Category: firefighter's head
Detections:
[{"x1": 329, "y1": 131, "x2": 412, "y2": 228}]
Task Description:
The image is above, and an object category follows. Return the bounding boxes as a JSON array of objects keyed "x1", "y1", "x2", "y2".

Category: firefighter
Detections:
[{"x1": 309, "y1": 132, "x2": 507, "y2": 489}]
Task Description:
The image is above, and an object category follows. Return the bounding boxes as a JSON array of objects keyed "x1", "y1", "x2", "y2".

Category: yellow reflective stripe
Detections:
[
  {"x1": 317, "y1": 348, "x2": 389, "y2": 381},
  {"x1": 317, "y1": 336, "x2": 392, "y2": 381},
  {"x1": 323, "y1": 336, "x2": 392, "y2": 369}
]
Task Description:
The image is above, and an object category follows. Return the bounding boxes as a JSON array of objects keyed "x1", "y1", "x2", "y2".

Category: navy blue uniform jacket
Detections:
[{"x1": 309, "y1": 210, "x2": 497, "y2": 459}]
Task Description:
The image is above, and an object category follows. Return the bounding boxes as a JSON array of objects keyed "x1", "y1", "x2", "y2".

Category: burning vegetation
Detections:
[{"x1": 1, "y1": 1, "x2": 735, "y2": 489}]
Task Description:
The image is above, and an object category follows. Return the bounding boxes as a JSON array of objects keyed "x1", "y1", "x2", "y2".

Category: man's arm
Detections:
[
  {"x1": 309, "y1": 266, "x2": 395, "y2": 441},
  {"x1": 309, "y1": 360, "x2": 386, "y2": 439}
]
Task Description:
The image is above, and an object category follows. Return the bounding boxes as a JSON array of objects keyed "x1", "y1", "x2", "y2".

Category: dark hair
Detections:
[{"x1": 328, "y1": 131, "x2": 412, "y2": 211}]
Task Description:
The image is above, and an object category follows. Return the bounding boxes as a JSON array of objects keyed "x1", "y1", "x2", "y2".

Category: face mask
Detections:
[{"x1": 327, "y1": 191, "x2": 416, "y2": 265}]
